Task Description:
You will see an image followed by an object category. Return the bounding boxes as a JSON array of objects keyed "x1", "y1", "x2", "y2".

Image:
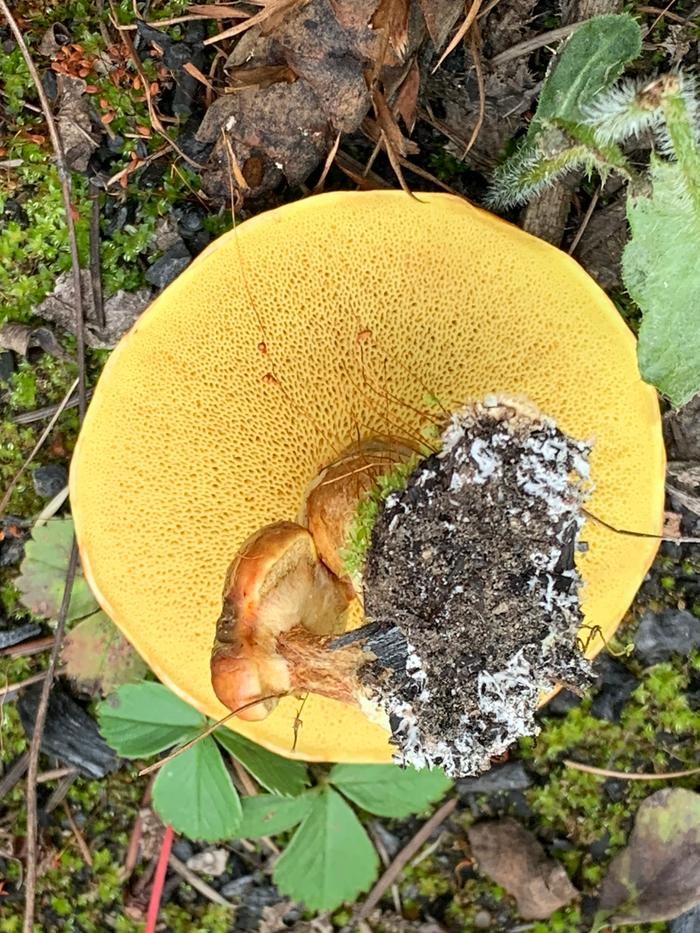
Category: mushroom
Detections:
[{"x1": 70, "y1": 191, "x2": 664, "y2": 765}]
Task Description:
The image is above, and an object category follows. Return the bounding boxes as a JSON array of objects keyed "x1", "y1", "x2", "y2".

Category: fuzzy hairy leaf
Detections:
[
  {"x1": 529, "y1": 15, "x2": 641, "y2": 136},
  {"x1": 214, "y1": 729, "x2": 309, "y2": 796},
  {"x1": 274, "y1": 788, "x2": 379, "y2": 911},
  {"x1": 329, "y1": 763, "x2": 451, "y2": 818},
  {"x1": 596, "y1": 788, "x2": 700, "y2": 927},
  {"x1": 624, "y1": 159, "x2": 700, "y2": 406},
  {"x1": 98, "y1": 682, "x2": 204, "y2": 758},
  {"x1": 62, "y1": 610, "x2": 147, "y2": 696},
  {"x1": 237, "y1": 793, "x2": 313, "y2": 839},
  {"x1": 153, "y1": 735, "x2": 242, "y2": 841},
  {"x1": 16, "y1": 517, "x2": 99, "y2": 621}
]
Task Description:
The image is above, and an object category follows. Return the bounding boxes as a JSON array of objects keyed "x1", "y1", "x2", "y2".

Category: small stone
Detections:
[
  {"x1": 457, "y1": 761, "x2": 532, "y2": 796},
  {"x1": 635, "y1": 610, "x2": 700, "y2": 665},
  {"x1": 32, "y1": 463, "x2": 68, "y2": 498},
  {"x1": 145, "y1": 242, "x2": 191, "y2": 291},
  {"x1": 221, "y1": 874, "x2": 257, "y2": 899},
  {"x1": 474, "y1": 909, "x2": 492, "y2": 928},
  {"x1": 0, "y1": 349, "x2": 15, "y2": 382},
  {"x1": 589, "y1": 655, "x2": 637, "y2": 723},
  {"x1": 186, "y1": 847, "x2": 228, "y2": 877},
  {"x1": 178, "y1": 206, "x2": 204, "y2": 234},
  {"x1": 671, "y1": 904, "x2": 700, "y2": 933},
  {"x1": 368, "y1": 820, "x2": 401, "y2": 858},
  {"x1": 543, "y1": 687, "x2": 582, "y2": 717},
  {"x1": 0, "y1": 517, "x2": 25, "y2": 567},
  {"x1": 589, "y1": 830, "x2": 611, "y2": 861},
  {"x1": 107, "y1": 134, "x2": 125, "y2": 153},
  {"x1": 188, "y1": 229, "x2": 211, "y2": 256},
  {"x1": 172, "y1": 840, "x2": 194, "y2": 861}
]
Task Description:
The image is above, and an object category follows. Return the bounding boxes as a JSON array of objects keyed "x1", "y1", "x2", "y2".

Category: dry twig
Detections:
[
  {"x1": 565, "y1": 759, "x2": 700, "y2": 780},
  {"x1": 168, "y1": 854, "x2": 235, "y2": 909}
]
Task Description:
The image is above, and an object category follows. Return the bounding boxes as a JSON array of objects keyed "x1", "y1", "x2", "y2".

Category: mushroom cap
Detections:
[{"x1": 70, "y1": 191, "x2": 664, "y2": 763}]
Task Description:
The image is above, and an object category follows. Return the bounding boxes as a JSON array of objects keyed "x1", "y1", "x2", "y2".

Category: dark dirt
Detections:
[{"x1": 362, "y1": 398, "x2": 593, "y2": 776}]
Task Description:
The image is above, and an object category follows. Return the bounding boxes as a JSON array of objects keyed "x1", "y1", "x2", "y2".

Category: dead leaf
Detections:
[
  {"x1": 225, "y1": 64, "x2": 298, "y2": 92},
  {"x1": 663, "y1": 510, "x2": 683, "y2": 539},
  {"x1": 431, "y1": 0, "x2": 482, "y2": 73},
  {"x1": 415, "y1": 0, "x2": 464, "y2": 51},
  {"x1": 468, "y1": 817, "x2": 579, "y2": 920},
  {"x1": 371, "y1": 0, "x2": 411, "y2": 62},
  {"x1": 0, "y1": 322, "x2": 72, "y2": 362},
  {"x1": 259, "y1": 901, "x2": 294, "y2": 933},
  {"x1": 61, "y1": 610, "x2": 148, "y2": 697},
  {"x1": 394, "y1": 58, "x2": 420, "y2": 132},
  {"x1": 596, "y1": 788, "x2": 700, "y2": 928},
  {"x1": 55, "y1": 75, "x2": 99, "y2": 172},
  {"x1": 35, "y1": 271, "x2": 151, "y2": 349},
  {"x1": 369, "y1": 84, "x2": 419, "y2": 158},
  {"x1": 38, "y1": 22, "x2": 71, "y2": 57},
  {"x1": 666, "y1": 461, "x2": 700, "y2": 517}
]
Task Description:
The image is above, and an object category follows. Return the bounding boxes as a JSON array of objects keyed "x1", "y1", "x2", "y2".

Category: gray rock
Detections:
[
  {"x1": 221, "y1": 874, "x2": 258, "y2": 899},
  {"x1": 672, "y1": 904, "x2": 700, "y2": 933},
  {"x1": 457, "y1": 761, "x2": 532, "y2": 795},
  {"x1": 145, "y1": 242, "x2": 191, "y2": 291},
  {"x1": 543, "y1": 687, "x2": 582, "y2": 717},
  {"x1": 186, "y1": 847, "x2": 228, "y2": 876},
  {"x1": 368, "y1": 820, "x2": 401, "y2": 858},
  {"x1": 635, "y1": 610, "x2": 700, "y2": 665},
  {"x1": 590, "y1": 655, "x2": 637, "y2": 722},
  {"x1": 32, "y1": 463, "x2": 68, "y2": 498}
]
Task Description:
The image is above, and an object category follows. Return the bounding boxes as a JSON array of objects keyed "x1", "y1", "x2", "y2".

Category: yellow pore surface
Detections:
[{"x1": 70, "y1": 191, "x2": 664, "y2": 763}]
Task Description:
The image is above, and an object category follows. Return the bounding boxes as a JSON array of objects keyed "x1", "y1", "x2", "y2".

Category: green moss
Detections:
[{"x1": 340, "y1": 455, "x2": 421, "y2": 582}]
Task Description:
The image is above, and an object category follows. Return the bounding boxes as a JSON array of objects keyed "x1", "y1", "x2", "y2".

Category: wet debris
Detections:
[
  {"x1": 468, "y1": 817, "x2": 579, "y2": 920},
  {"x1": 31, "y1": 463, "x2": 68, "y2": 499},
  {"x1": 360, "y1": 397, "x2": 593, "y2": 777}
]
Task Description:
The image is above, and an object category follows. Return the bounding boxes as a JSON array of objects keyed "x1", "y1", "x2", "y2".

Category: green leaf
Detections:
[
  {"x1": 329, "y1": 763, "x2": 452, "y2": 818},
  {"x1": 152, "y1": 736, "x2": 242, "y2": 842},
  {"x1": 274, "y1": 788, "x2": 379, "y2": 911},
  {"x1": 16, "y1": 517, "x2": 99, "y2": 621},
  {"x1": 624, "y1": 159, "x2": 700, "y2": 406},
  {"x1": 236, "y1": 794, "x2": 313, "y2": 839},
  {"x1": 98, "y1": 682, "x2": 204, "y2": 758},
  {"x1": 61, "y1": 610, "x2": 147, "y2": 697},
  {"x1": 598, "y1": 787, "x2": 700, "y2": 925},
  {"x1": 530, "y1": 15, "x2": 642, "y2": 135},
  {"x1": 214, "y1": 729, "x2": 309, "y2": 796}
]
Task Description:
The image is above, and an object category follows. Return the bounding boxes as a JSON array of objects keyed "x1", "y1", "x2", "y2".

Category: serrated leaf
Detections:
[
  {"x1": 214, "y1": 729, "x2": 309, "y2": 796},
  {"x1": 329, "y1": 763, "x2": 452, "y2": 818},
  {"x1": 274, "y1": 788, "x2": 379, "y2": 911},
  {"x1": 236, "y1": 793, "x2": 313, "y2": 839},
  {"x1": 98, "y1": 682, "x2": 204, "y2": 758},
  {"x1": 61, "y1": 610, "x2": 147, "y2": 696},
  {"x1": 624, "y1": 159, "x2": 700, "y2": 406},
  {"x1": 597, "y1": 788, "x2": 700, "y2": 926},
  {"x1": 152, "y1": 736, "x2": 242, "y2": 841},
  {"x1": 530, "y1": 15, "x2": 642, "y2": 135},
  {"x1": 16, "y1": 517, "x2": 98, "y2": 621}
]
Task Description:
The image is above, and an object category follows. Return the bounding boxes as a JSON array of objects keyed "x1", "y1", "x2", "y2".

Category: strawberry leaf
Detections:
[
  {"x1": 274, "y1": 788, "x2": 379, "y2": 911},
  {"x1": 214, "y1": 729, "x2": 309, "y2": 796},
  {"x1": 237, "y1": 794, "x2": 313, "y2": 839},
  {"x1": 329, "y1": 763, "x2": 451, "y2": 818},
  {"x1": 153, "y1": 736, "x2": 242, "y2": 841},
  {"x1": 98, "y1": 682, "x2": 204, "y2": 758}
]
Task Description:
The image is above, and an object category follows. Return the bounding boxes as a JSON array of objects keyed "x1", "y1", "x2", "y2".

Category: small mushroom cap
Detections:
[{"x1": 70, "y1": 191, "x2": 664, "y2": 763}]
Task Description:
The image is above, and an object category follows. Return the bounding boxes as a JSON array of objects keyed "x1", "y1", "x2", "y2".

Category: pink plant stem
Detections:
[{"x1": 145, "y1": 824, "x2": 174, "y2": 933}]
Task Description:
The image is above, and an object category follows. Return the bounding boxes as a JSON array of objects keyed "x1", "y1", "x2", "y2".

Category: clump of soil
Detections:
[{"x1": 360, "y1": 396, "x2": 594, "y2": 776}]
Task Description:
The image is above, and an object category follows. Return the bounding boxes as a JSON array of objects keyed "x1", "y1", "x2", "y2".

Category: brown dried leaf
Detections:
[
  {"x1": 394, "y1": 58, "x2": 420, "y2": 132},
  {"x1": 597, "y1": 789, "x2": 700, "y2": 927},
  {"x1": 187, "y1": 3, "x2": 247, "y2": 17},
  {"x1": 203, "y1": 0, "x2": 305, "y2": 45},
  {"x1": 371, "y1": 0, "x2": 411, "y2": 60},
  {"x1": 415, "y1": 0, "x2": 464, "y2": 51},
  {"x1": 370, "y1": 84, "x2": 419, "y2": 158},
  {"x1": 62, "y1": 610, "x2": 148, "y2": 697},
  {"x1": 226, "y1": 64, "x2": 298, "y2": 91},
  {"x1": 468, "y1": 818, "x2": 579, "y2": 920},
  {"x1": 432, "y1": 0, "x2": 482, "y2": 73},
  {"x1": 0, "y1": 322, "x2": 72, "y2": 362}
]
